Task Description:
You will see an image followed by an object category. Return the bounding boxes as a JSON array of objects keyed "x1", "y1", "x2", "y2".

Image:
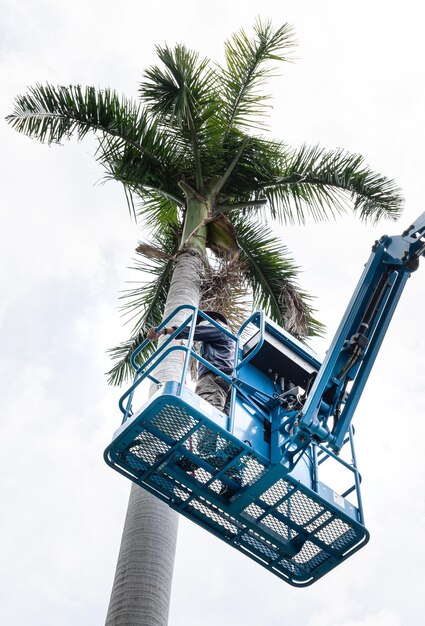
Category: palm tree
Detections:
[{"x1": 6, "y1": 19, "x2": 403, "y2": 626}]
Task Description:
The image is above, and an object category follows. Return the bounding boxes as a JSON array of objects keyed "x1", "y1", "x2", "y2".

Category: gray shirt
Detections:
[{"x1": 175, "y1": 321, "x2": 235, "y2": 379}]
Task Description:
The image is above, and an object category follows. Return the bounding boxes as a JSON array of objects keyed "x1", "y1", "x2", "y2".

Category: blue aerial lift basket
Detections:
[
  {"x1": 105, "y1": 213, "x2": 425, "y2": 586},
  {"x1": 105, "y1": 310, "x2": 368, "y2": 586}
]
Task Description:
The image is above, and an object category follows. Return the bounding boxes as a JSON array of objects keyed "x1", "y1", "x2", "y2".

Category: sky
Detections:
[{"x1": 1, "y1": 1, "x2": 424, "y2": 624}]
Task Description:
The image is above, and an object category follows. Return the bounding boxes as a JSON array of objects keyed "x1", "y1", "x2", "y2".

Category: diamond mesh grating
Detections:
[
  {"x1": 305, "y1": 511, "x2": 332, "y2": 533},
  {"x1": 292, "y1": 541, "x2": 322, "y2": 564},
  {"x1": 314, "y1": 517, "x2": 358, "y2": 550},
  {"x1": 282, "y1": 490, "x2": 325, "y2": 526},
  {"x1": 127, "y1": 432, "x2": 171, "y2": 468},
  {"x1": 237, "y1": 455, "x2": 267, "y2": 487},
  {"x1": 261, "y1": 514, "x2": 298, "y2": 541},
  {"x1": 151, "y1": 405, "x2": 198, "y2": 440},
  {"x1": 243, "y1": 503, "x2": 265, "y2": 519},
  {"x1": 149, "y1": 471, "x2": 177, "y2": 496},
  {"x1": 260, "y1": 479, "x2": 294, "y2": 506},
  {"x1": 188, "y1": 498, "x2": 240, "y2": 535},
  {"x1": 106, "y1": 394, "x2": 368, "y2": 586},
  {"x1": 193, "y1": 467, "x2": 214, "y2": 484},
  {"x1": 241, "y1": 531, "x2": 279, "y2": 561}
]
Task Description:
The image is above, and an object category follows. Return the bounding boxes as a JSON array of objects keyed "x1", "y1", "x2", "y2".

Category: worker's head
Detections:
[{"x1": 198, "y1": 310, "x2": 228, "y2": 325}]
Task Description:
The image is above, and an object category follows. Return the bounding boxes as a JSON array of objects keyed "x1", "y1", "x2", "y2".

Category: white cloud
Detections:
[{"x1": 337, "y1": 609, "x2": 402, "y2": 626}]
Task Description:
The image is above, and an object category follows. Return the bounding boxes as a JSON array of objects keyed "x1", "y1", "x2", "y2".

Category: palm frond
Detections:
[
  {"x1": 100, "y1": 140, "x2": 185, "y2": 227},
  {"x1": 141, "y1": 45, "x2": 217, "y2": 128},
  {"x1": 6, "y1": 83, "x2": 164, "y2": 165},
  {"x1": 200, "y1": 255, "x2": 250, "y2": 330},
  {"x1": 97, "y1": 123, "x2": 186, "y2": 201},
  {"x1": 215, "y1": 135, "x2": 284, "y2": 201},
  {"x1": 120, "y1": 228, "x2": 177, "y2": 332},
  {"x1": 218, "y1": 19, "x2": 296, "y2": 134},
  {"x1": 262, "y1": 145, "x2": 404, "y2": 224},
  {"x1": 106, "y1": 331, "x2": 150, "y2": 387},
  {"x1": 140, "y1": 44, "x2": 220, "y2": 190},
  {"x1": 106, "y1": 228, "x2": 177, "y2": 385},
  {"x1": 234, "y1": 218, "x2": 322, "y2": 337},
  {"x1": 135, "y1": 191, "x2": 183, "y2": 231}
]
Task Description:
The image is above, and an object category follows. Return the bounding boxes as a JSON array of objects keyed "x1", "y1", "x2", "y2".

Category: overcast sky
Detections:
[{"x1": 1, "y1": 1, "x2": 424, "y2": 625}]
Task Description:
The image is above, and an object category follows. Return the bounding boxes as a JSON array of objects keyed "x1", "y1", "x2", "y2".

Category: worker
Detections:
[{"x1": 147, "y1": 310, "x2": 235, "y2": 415}]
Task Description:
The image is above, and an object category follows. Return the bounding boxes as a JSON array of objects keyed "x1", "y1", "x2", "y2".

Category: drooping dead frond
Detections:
[
  {"x1": 200, "y1": 255, "x2": 250, "y2": 331},
  {"x1": 279, "y1": 283, "x2": 311, "y2": 336},
  {"x1": 135, "y1": 242, "x2": 172, "y2": 260}
]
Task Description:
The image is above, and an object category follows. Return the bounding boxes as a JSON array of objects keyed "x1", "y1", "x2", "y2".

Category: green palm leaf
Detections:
[
  {"x1": 106, "y1": 228, "x2": 177, "y2": 385},
  {"x1": 263, "y1": 145, "x2": 403, "y2": 224},
  {"x1": 141, "y1": 45, "x2": 217, "y2": 130},
  {"x1": 215, "y1": 135, "x2": 282, "y2": 201},
  {"x1": 106, "y1": 332, "x2": 148, "y2": 387},
  {"x1": 101, "y1": 139, "x2": 185, "y2": 214},
  {"x1": 135, "y1": 192, "x2": 182, "y2": 230},
  {"x1": 140, "y1": 45, "x2": 219, "y2": 190},
  {"x1": 218, "y1": 18, "x2": 296, "y2": 134},
  {"x1": 6, "y1": 83, "x2": 161, "y2": 161},
  {"x1": 234, "y1": 218, "x2": 323, "y2": 336}
]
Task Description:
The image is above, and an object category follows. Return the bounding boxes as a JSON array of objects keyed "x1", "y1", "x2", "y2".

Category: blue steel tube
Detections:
[
  {"x1": 178, "y1": 308, "x2": 198, "y2": 394},
  {"x1": 229, "y1": 311, "x2": 265, "y2": 434},
  {"x1": 236, "y1": 311, "x2": 265, "y2": 371},
  {"x1": 311, "y1": 442, "x2": 319, "y2": 492},
  {"x1": 118, "y1": 344, "x2": 189, "y2": 414},
  {"x1": 227, "y1": 334, "x2": 240, "y2": 435},
  {"x1": 332, "y1": 269, "x2": 409, "y2": 451},
  {"x1": 348, "y1": 424, "x2": 366, "y2": 525},
  {"x1": 130, "y1": 304, "x2": 197, "y2": 370}
]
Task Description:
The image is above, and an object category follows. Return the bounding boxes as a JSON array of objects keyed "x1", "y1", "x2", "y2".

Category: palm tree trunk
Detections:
[{"x1": 106, "y1": 249, "x2": 203, "y2": 626}]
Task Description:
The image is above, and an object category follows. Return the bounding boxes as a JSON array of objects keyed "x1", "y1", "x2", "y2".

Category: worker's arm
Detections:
[{"x1": 147, "y1": 323, "x2": 225, "y2": 343}]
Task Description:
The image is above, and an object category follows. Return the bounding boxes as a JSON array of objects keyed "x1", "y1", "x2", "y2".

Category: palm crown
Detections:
[{"x1": 6, "y1": 19, "x2": 403, "y2": 385}]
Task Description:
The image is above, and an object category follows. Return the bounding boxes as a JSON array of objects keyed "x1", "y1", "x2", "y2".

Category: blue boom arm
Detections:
[{"x1": 290, "y1": 213, "x2": 425, "y2": 456}]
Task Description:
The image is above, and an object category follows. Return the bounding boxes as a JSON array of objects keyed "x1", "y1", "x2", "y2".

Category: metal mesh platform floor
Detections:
[{"x1": 105, "y1": 384, "x2": 369, "y2": 586}]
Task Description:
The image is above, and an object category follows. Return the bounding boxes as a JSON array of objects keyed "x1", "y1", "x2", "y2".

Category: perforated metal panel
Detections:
[{"x1": 105, "y1": 387, "x2": 369, "y2": 586}]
